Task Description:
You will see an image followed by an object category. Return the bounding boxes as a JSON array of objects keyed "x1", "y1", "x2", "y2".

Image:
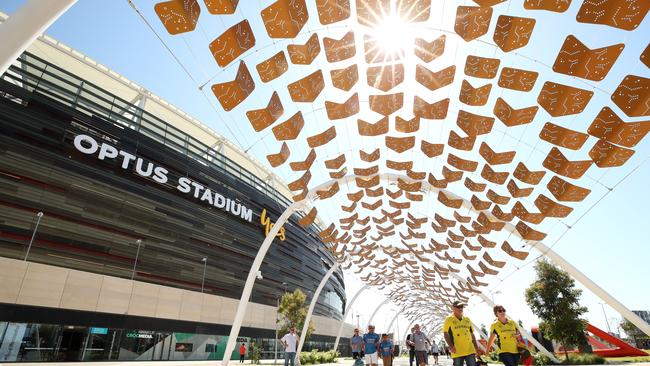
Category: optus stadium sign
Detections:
[{"x1": 73, "y1": 134, "x2": 255, "y2": 222}]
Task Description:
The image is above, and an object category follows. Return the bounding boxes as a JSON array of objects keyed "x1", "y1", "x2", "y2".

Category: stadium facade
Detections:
[{"x1": 0, "y1": 22, "x2": 352, "y2": 362}]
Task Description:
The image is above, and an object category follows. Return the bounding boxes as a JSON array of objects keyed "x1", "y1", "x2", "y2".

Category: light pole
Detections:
[
  {"x1": 356, "y1": 314, "x2": 360, "y2": 328},
  {"x1": 131, "y1": 239, "x2": 142, "y2": 280},
  {"x1": 201, "y1": 257, "x2": 208, "y2": 293},
  {"x1": 600, "y1": 302, "x2": 612, "y2": 333},
  {"x1": 24, "y1": 211, "x2": 43, "y2": 261},
  {"x1": 274, "y1": 282, "x2": 287, "y2": 365}
]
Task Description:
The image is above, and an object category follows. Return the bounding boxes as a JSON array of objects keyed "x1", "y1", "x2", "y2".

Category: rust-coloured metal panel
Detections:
[
  {"x1": 537, "y1": 81, "x2": 593, "y2": 117},
  {"x1": 414, "y1": 35, "x2": 445, "y2": 62},
  {"x1": 316, "y1": 0, "x2": 350, "y2": 24},
  {"x1": 611, "y1": 75, "x2": 650, "y2": 117},
  {"x1": 498, "y1": 67, "x2": 539, "y2": 91},
  {"x1": 209, "y1": 20, "x2": 255, "y2": 68},
  {"x1": 576, "y1": 0, "x2": 650, "y2": 30},
  {"x1": 287, "y1": 33, "x2": 320, "y2": 65},
  {"x1": 155, "y1": 0, "x2": 200, "y2": 35},
  {"x1": 261, "y1": 0, "x2": 309, "y2": 38},
  {"x1": 493, "y1": 15, "x2": 536, "y2": 52},
  {"x1": 211, "y1": 61, "x2": 255, "y2": 111},
  {"x1": 587, "y1": 107, "x2": 650, "y2": 147},
  {"x1": 256, "y1": 51, "x2": 288, "y2": 83},
  {"x1": 455, "y1": 6, "x2": 493, "y2": 42},
  {"x1": 553, "y1": 35, "x2": 624, "y2": 81},
  {"x1": 459, "y1": 80, "x2": 492, "y2": 106}
]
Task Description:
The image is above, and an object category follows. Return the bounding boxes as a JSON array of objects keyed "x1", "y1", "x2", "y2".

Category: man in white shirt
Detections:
[{"x1": 281, "y1": 326, "x2": 300, "y2": 366}]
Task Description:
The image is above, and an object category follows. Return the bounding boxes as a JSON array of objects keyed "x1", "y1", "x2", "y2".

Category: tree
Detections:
[
  {"x1": 277, "y1": 289, "x2": 315, "y2": 342},
  {"x1": 620, "y1": 318, "x2": 646, "y2": 347},
  {"x1": 525, "y1": 260, "x2": 588, "y2": 360}
]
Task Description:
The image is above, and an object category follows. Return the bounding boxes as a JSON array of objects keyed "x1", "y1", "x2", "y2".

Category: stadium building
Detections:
[{"x1": 0, "y1": 17, "x2": 351, "y2": 362}]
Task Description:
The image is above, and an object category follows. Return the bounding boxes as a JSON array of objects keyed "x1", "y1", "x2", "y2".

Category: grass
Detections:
[{"x1": 604, "y1": 349, "x2": 650, "y2": 364}]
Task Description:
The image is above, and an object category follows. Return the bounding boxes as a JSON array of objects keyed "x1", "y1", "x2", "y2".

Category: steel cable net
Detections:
[{"x1": 149, "y1": 0, "x2": 650, "y2": 325}]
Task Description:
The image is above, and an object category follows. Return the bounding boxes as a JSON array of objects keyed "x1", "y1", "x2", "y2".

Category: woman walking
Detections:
[{"x1": 485, "y1": 305, "x2": 520, "y2": 366}]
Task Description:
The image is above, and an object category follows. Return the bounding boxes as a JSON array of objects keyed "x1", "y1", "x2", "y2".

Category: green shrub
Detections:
[
  {"x1": 561, "y1": 353, "x2": 605, "y2": 365},
  {"x1": 533, "y1": 352, "x2": 555, "y2": 365},
  {"x1": 298, "y1": 350, "x2": 339, "y2": 365},
  {"x1": 532, "y1": 352, "x2": 606, "y2": 365}
]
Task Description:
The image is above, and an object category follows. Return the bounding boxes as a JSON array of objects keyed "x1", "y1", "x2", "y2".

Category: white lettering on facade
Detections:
[{"x1": 72, "y1": 134, "x2": 254, "y2": 222}]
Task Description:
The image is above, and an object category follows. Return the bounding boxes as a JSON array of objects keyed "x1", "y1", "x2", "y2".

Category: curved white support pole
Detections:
[
  {"x1": 296, "y1": 261, "x2": 343, "y2": 361},
  {"x1": 403, "y1": 319, "x2": 416, "y2": 348},
  {"x1": 386, "y1": 311, "x2": 400, "y2": 334},
  {"x1": 0, "y1": 0, "x2": 77, "y2": 75},
  {"x1": 333, "y1": 284, "x2": 370, "y2": 352},
  {"x1": 529, "y1": 240, "x2": 650, "y2": 338},
  {"x1": 450, "y1": 273, "x2": 560, "y2": 363},
  {"x1": 368, "y1": 298, "x2": 391, "y2": 327},
  {"x1": 221, "y1": 202, "x2": 301, "y2": 366}
]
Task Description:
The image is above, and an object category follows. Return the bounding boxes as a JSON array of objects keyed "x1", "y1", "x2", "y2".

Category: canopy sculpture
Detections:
[{"x1": 145, "y1": 1, "x2": 650, "y2": 364}]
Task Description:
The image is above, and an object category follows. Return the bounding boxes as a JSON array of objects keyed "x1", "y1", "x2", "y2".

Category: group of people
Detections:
[
  {"x1": 349, "y1": 325, "x2": 396, "y2": 366},
  {"x1": 243, "y1": 299, "x2": 531, "y2": 366},
  {"x1": 350, "y1": 300, "x2": 533, "y2": 366},
  {"x1": 442, "y1": 301, "x2": 532, "y2": 366},
  {"x1": 239, "y1": 326, "x2": 300, "y2": 366}
]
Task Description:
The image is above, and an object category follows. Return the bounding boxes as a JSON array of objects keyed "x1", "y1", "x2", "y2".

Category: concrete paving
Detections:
[{"x1": 4, "y1": 355, "x2": 650, "y2": 366}]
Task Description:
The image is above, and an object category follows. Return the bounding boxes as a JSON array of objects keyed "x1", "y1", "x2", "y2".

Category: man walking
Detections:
[
  {"x1": 350, "y1": 328, "x2": 363, "y2": 360},
  {"x1": 412, "y1": 324, "x2": 431, "y2": 366},
  {"x1": 431, "y1": 341, "x2": 440, "y2": 365},
  {"x1": 443, "y1": 301, "x2": 482, "y2": 366},
  {"x1": 406, "y1": 327, "x2": 416, "y2": 366},
  {"x1": 362, "y1": 325, "x2": 381, "y2": 366},
  {"x1": 281, "y1": 326, "x2": 299, "y2": 366}
]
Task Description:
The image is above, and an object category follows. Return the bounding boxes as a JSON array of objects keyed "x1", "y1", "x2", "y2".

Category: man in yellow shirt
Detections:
[
  {"x1": 443, "y1": 301, "x2": 481, "y2": 366},
  {"x1": 485, "y1": 305, "x2": 520, "y2": 366}
]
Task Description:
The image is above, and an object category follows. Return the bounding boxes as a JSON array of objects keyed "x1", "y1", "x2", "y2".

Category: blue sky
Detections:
[{"x1": 2, "y1": 0, "x2": 649, "y2": 340}]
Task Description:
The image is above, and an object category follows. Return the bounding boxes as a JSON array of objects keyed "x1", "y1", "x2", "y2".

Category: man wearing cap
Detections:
[
  {"x1": 443, "y1": 301, "x2": 481, "y2": 366},
  {"x1": 412, "y1": 324, "x2": 431, "y2": 366},
  {"x1": 362, "y1": 325, "x2": 381, "y2": 366}
]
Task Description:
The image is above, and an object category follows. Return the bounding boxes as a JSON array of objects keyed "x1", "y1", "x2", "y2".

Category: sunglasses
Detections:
[{"x1": 497, "y1": 309, "x2": 506, "y2": 313}]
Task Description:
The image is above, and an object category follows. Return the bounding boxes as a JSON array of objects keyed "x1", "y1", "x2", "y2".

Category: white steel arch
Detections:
[
  {"x1": 0, "y1": 0, "x2": 77, "y2": 75},
  {"x1": 368, "y1": 298, "x2": 392, "y2": 327},
  {"x1": 295, "y1": 261, "x2": 343, "y2": 361},
  {"x1": 333, "y1": 284, "x2": 371, "y2": 352}
]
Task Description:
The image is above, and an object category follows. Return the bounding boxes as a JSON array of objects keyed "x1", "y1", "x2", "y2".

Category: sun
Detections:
[{"x1": 373, "y1": 13, "x2": 412, "y2": 55}]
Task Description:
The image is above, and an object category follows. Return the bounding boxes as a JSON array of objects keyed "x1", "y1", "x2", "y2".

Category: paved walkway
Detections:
[{"x1": 4, "y1": 356, "x2": 650, "y2": 366}]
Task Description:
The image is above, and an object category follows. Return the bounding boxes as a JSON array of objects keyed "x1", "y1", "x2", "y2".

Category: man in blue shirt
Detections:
[{"x1": 362, "y1": 325, "x2": 381, "y2": 366}]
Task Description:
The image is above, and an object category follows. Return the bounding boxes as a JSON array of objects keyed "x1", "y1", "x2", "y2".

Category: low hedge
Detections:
[
  {"x1": 532, "y1": 352, "x2": 605, "y2": 365},
  {"x1": 299, "y1": 350, "x2": 339, "y2": 365}
]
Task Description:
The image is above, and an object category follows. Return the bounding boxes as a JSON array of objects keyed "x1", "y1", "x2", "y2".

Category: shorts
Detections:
[
  {"x1": 365, "y1": 352, "x2": 378, "y2": 364},
  {"x1": 498, "y1": 352, "x2": 520, "y2": 366},
  {"x1": 415, "y1": 351, "x2": 428, "y2": 365},
  {"x1": 432, "y1": 352, "x2": 439, "y2": 356},
  {"x1": 353, "y1": 352, "x2": 361, "y2": 360}
]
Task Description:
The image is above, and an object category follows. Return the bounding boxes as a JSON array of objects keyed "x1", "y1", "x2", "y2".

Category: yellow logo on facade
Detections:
[{"x1": 260, "y1": 208, "x2": 286, "y2": 241}]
